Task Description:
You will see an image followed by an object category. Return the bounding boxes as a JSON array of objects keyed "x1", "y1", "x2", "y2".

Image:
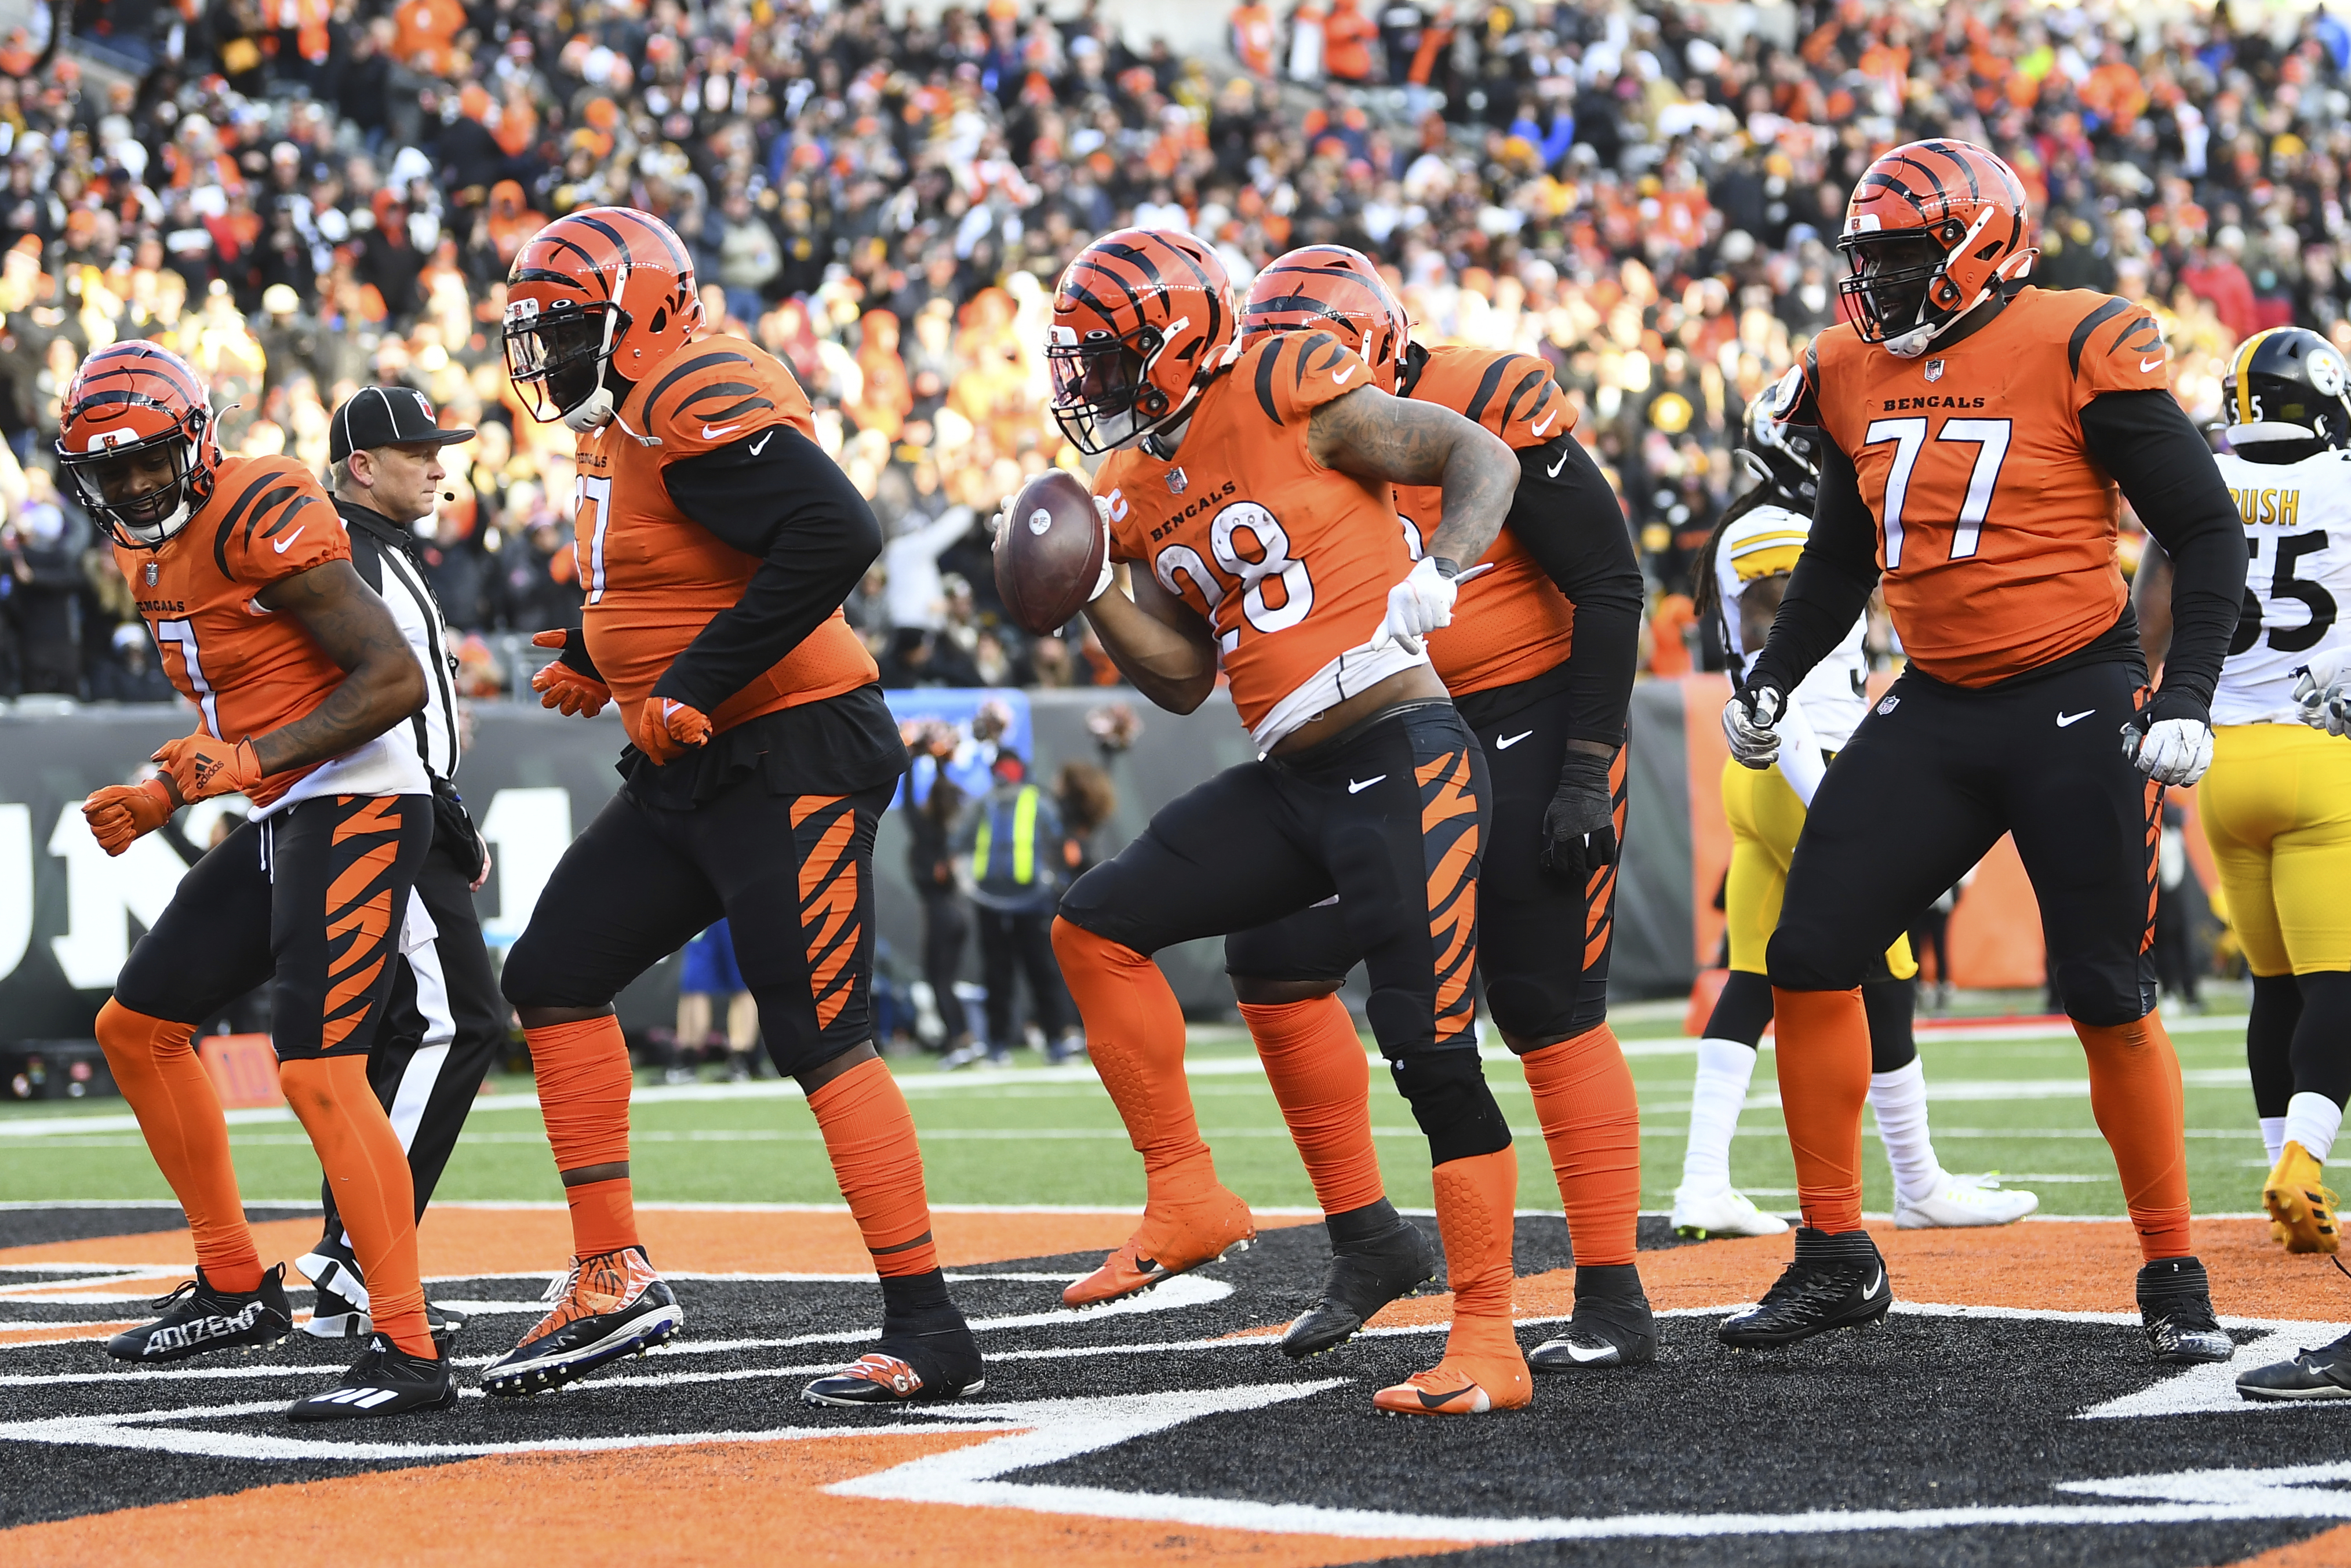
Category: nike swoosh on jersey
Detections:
[
  {"x1": 272, "y1": 528, "x2": 305, "y2": 554},
  {"x1": 1547, "y1": 448, "x2": 1571, "y2": 478},
  {"x1": 2056, "y1": 709, "x2": 2096, "y2": 727},
  {"x1": 749, "y1": 430, "x2": 774, "y2": 455},
  {"x1": 1530, "y1": 409, "x2": 1557, "y2": 437},
  {"x1": 1348, "y1": 775, "x2": 1386, "y2": 793},
  {"x1": 2140, "y1": 358, "x2": 2164, "y2": 373},
  {"x1": 702, "y1": 423, "x2": 743, "y2": 440},
  {"x1": 1495, "y1": 730, "x2": 1534, "y2": 750}
]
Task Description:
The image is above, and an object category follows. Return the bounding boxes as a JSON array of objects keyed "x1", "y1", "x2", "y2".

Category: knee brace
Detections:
[
  {"x1": 1766, "y1": 916, "x2": 1873, "y2": 994},
  {"x1": 1389, "y1": 1049, "x2": 1512, "y2": 1166}
]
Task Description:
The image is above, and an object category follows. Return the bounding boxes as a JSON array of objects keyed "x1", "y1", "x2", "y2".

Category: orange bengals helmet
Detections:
[
  {"x1": 1048, "y1": 228, "x2": 1235, "y2": 455},
  {"x1": 56, "y1": 340, "x2": 220, "y2": 548},
  {"x1": 504, "y1": 206, "x2": 703, "y2": 431},
  {"x1": 1838, "y1": 139, "x2": 2037, "y2": 358},
  {"x1": 1241, "y1": 245, "x2": 1409, "y2": 392}
]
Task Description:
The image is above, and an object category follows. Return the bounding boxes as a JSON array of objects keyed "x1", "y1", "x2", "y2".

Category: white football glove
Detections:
[
  {"x1": 2122, "y1": 695, "x2": 2215, "y2": 787},
  {"x1": 1722, "y1": 683, "x2": 1784, "y2": 769},
  {"x1": 1371, "y1": 556, "x2": 1460, "y2": 654},
  {"x1": 2292, "y1": 648, "x2": 2351, "y2": 738}
]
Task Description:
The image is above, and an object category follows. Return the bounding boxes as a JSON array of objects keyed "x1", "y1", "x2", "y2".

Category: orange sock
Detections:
[
  {"x1": 1772, "y1": 987, "x2": 1871, "y2": 1233},
  {"x1": 1052, "y1": 918, "x2": 1217, "y2": 1202},
  {"x1": 1430, "y1": 1147, "x2": 1527, "y2": 1403},
  {"x1": 281, "y1": 1055, "x2": 431, "y2": 1359},
  {"x1": 2077, "y1": 1013, "x2": 2192, "y2": 1260},
  {"x1": 96, "y1": 1001, "x2": 261, "y2": 1292},
  {"x1": 527, "y1": 1016, "x2": 639, "y2": 1256},
  {"x1": 1242, "y1": 996, "x2": 1384, "y2": 1216},
  {"x1": 808, "y1": 1056, "x2": 939, "y2": 1276},
  {"x1": 1520, "y1": 1022, "x2": 1640, "y2": 1267}
]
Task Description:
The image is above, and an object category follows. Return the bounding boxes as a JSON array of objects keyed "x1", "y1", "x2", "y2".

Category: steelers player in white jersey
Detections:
[
  {"x1": 2138, "y1": 326, "x2": 2351, "y2": 1261},
  {"x1": 1672, "y1": 391, "x2": 2038, "y2": 1240}
]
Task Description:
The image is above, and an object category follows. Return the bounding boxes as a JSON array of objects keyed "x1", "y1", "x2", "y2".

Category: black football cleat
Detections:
[
  {"x1": 803, "y1": 1298, "x2": 984, "y2": 1407},
  {"x1": 1531, "y1": 1263, "x2": 1656, "y2": 1370},
  {"x1": 481, "y1": 1247, "x2": 683, "y2": 1396},
  {"x1": 299, "y1": 1247, "x2": 465, "y2": 1347},
  {"x1": 287, "y1": 1334, "x2": 458, "y2": 1421},
  {"x1": 1280, "y1": 1203, "x2": 1438, "y2": 1360},
  {"x1": 2238, "y1": 1331, "x2": 2351, "y2": 1401},
  {"x1": 1717, "y1": 1227, "x2": 1892, "y2": 1349},
  {"x1": 2138, "y1": 1257, "x2": 2234, "y2": 1365},
  {"x1": 106, "y1": 1264, "x2": 293, "y2": 1363}
]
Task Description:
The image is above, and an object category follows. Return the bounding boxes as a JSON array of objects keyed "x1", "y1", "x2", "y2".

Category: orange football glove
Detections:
[
  {"x1": 151, "y1": 733, "x2": 264, "y2": 803},
  {"x1": 83, "y1": 778, "x2": 177, "y2": 857},
  {"x1": 530, "y1": 628, "x2": 610, "y2": 718},
  {"x1": 631, "y1": 697, "x2": 712, "y2": 765}
]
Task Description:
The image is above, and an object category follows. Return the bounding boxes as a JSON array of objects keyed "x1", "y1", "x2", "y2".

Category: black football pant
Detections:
[
  {"x1": 977, "y1": 907, "x2": 1067, "y2": 1044},
  {"x1": 115, "y1": 794, "x2": 431, "y2": 1060},
  {"x1": 1060, "y1": 700, "x2": 1510, "y2": 1163},
  {"x1": 1768, "y1": 658, "x2": 2160, "y2": 1026},
  {"x1": 500, "y1": 776, "x2": 895, "y2": 1076},
  {"x1": 1224, "y1": 685, "x2": 1625, "y2": 1048},
  {"x1": 315, "y1": 805, "x2": 504, "y2": 1265}
]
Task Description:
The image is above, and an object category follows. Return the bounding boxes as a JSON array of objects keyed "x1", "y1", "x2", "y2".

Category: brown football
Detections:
[{"x1": 995, "y1": 467, "x2": 1108, "y2": 635}]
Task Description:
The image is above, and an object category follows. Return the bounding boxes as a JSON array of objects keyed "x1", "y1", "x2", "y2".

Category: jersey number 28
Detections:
[{"x1": 2231, "y1": 529, "x2": 2338, "y2": 655}]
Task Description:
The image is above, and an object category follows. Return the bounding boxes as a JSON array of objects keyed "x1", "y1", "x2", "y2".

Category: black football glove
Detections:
[{"x1": 1539, "y1": 748, "x2": 1618, "y2": 883}]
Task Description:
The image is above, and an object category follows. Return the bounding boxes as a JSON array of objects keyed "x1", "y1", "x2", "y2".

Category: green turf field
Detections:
[{"x1": 0, "y1": 999, "x2": 2270, "y2": 1217}]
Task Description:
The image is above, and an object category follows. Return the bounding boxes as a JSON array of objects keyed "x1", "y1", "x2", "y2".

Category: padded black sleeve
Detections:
[
  {"x1": 1509, "y1": 435, "x2": 1642, "y2": 743},
  {"x1": 652, "y1": 424, "x2": 883, "y2": 714},
  {"x1": 1744, "y1": 438, "x2": 1880, "y2": 698},
  {"x1": 2078, "y1": 390, "x2": 2246, "y2": 710}
]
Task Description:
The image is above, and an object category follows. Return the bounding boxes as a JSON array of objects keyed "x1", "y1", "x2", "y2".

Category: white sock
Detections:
[
  {"x1": 2284, "y1": 1092, "x2": 2345, "y2": 1166},
  {"x1": 1682, "y1": 1039, "x2": 1759, "y2": 1194},
  {"x1": 1869, "y1": 1058, "x2": 1944, "y2": 1205},
  {"x1": 2262, "y1": 1116, "x2": 2288, "y2": 1167}
]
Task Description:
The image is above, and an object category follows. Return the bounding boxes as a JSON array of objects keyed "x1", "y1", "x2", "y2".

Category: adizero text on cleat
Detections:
[
  {"x1": 287, "y1": 1334, "x2": 457, "y2": 1422},
  {"x1": 1281, "y1": 1211, "x2": 1437, "y2": 1359},
  {"x1": 1717, "y1": 1228, "x2": 1891, "y2": 1349},
  {"x1": 1063, "y1": 1186, "x2": 1257, "y2": 1308},
  {"x1": 2238, "y1": 1331, "x2": 2351, "y2": 1401},
  {"x1": 1669, "y1": 1185, "x2": 1788, "y2": 1239},
  {"x1": 105, "y1": 1264, "x2": 292, "y2": 1363},
  {"x1": 2137, "y1": 1257, "x2": 2234, "y2": 1365},
  {"x1": 480, "y1": 1246, "x2": 682, "y2": 1395},
  {"x1": 2264, "y1": 1142, "x2": 2340, "y2": 1254},
  {"x1": 1531, "y1": 1263, "x2": 1655, "y2": 1371}
]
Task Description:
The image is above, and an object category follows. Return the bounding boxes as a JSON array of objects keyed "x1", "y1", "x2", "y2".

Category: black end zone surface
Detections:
[{"x1": 0, "y1": 1210, "x2": 2341, "y2": 1566}]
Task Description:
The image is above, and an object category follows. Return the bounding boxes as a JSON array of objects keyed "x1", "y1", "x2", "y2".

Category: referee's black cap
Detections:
[{"x1": 329, "y1": 384, "x2": 476, "y2": 463}]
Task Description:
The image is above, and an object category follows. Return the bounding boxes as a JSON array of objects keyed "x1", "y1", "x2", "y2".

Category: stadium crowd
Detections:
[{"x1": 2, "y1": 0, "x2": 2350, "y2": 701}]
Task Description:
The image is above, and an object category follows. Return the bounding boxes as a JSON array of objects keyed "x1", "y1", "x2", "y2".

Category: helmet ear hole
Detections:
[{"x1": 647, "y1": 307, "x2": 668, "y2": 338}]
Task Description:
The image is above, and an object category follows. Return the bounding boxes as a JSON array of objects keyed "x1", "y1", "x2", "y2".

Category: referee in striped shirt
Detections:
[{"x1": 297, "y1": 385, "x2": 505, "y2": 1341}]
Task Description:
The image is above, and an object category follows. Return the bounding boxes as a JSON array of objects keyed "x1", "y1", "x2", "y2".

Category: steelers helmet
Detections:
[
  {"x1": 1738, "y1": 367, "x2": 1824, "y2": 512},
  {"x1": 2222, "y1": 327, "x2": 2351, "y2": 456}
]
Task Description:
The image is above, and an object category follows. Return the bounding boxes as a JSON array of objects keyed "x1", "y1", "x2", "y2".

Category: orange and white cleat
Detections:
[
  {"x1": 480, "y1": 1246, "x2": 682, "y2": 1396},
  {"x1": 1062, "y1": 1185, "x2": 1257, "y2": 1307},
  {"x1": 1372, "y1": 1348, "x2": 1531, "y2": 1417}
]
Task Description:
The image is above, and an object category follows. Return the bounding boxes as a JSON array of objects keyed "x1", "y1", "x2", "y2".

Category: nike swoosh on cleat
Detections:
[
  {"x1": 272, "y1": 528, "x2": 305, "y2": 554},
  {"x1": 1415, "y1": 1383, "x2": 1477, "y2": 1410},
  {"x1": 1331, "y1": 363, "x2": 1356, "y2": 385},
  {"x1": 1861, "y1": 1269, "x2": 1884, "y2": 1300},
  {"x1": 2057, "y1": 709, "x2": 2095, "y2": 727},
  {"x1": 1348, "y1": 775, "x2": 1386, "y2": 793},
  {"x1": 1495, "y1": 730, "x2": 1534, "y2": 750},
  {"x1": 702, "y1": 423, "x2": 743, "y2": 439},
  {"x1": 748, "y1": 430, "x2": 773, "y2": 454},
  {"x1": 1563, "y1": 1341, "x2": 1617, "y2": 1364}
]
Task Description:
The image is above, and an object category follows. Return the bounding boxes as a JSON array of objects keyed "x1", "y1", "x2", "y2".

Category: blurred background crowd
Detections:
[{"x1": 2, "y1": 0, "x2": 2348, "y2": 704}]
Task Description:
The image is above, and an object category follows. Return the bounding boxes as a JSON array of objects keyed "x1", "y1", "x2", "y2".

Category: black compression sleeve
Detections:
[
  {"x1": 556, "y1": 625, "x2": 605, "y2": 682},
  {"x1": 1509, "y1": 435, "x2": 1642, "y2": 742},
  {"x1": 1745, "y1": 439, "x2": 1880, "y2": 697},
  {"x1": 652, "y1": 424, "x2": 883, "y2": 714},
  {"x1": 2079, "y1": 390, "x2": 2246, "y2": 710}
]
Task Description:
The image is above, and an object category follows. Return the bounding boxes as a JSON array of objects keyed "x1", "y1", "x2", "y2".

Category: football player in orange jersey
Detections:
[
  {"x1": 1038, "y1": 228, "x2": 1534, "y2": 1416},
  {"x1": 493, "y1": 208, "x2": 983, "y2": 1409},
  {"x1": 59, "y1": 341, "x2": 452, "y2": 1421},
  {"x1": 1206, "y1": 248, "x2": 1654, "y2": 1370},
  {"x1": 1719, "y1": 140, "x2": 2250, "y2": 1362}
]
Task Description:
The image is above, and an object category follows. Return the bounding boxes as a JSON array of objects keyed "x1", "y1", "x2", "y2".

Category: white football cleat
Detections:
[
  {"x1": 1894, "y1": 1172, "x2": 2039, "y2": 1229},
  {"x1": 1671, "y1": 1185, "x2": 1790, "y2": 1239}
]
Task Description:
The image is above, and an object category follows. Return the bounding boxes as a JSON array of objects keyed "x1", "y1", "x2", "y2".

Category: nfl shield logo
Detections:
[
  {"x1": 1166, "y1": 468, "x2": 1188, "y2": 495},
  {"x1": 145, "y1": 561, "x2": 158, "y2": 587},
  {"x1": 1877, "y1": 694, "x2": 1901, "y2": 715},
  {"x1": 1924, "y1": 360, "x2": 1945, "y2": 383}
]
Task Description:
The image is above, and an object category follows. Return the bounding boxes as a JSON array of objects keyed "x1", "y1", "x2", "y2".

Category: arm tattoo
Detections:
[
  {"x1": 250, "y1": 560, "x2": 427, "y2": 775},
  {"x1": 1309, "y1": 388, "x2": 1517, "y2": 567}
]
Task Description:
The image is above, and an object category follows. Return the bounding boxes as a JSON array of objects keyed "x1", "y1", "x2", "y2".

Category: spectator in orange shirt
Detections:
[
  {"x1": 392, "y1": 0, "x2": 464, "y2": 74},
  {"x1": 1322, "y1": 0, "x2": 1376, "y2": 83},
  {"x1": 1231, "y1": 1, "x2": 1278, "y2": 77}
]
